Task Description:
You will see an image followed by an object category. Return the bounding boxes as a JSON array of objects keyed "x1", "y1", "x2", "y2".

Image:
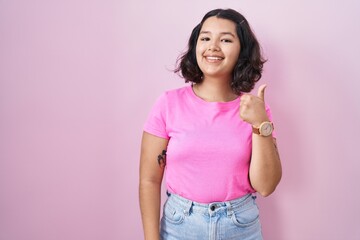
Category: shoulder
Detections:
[
  {"x1": 150, "y1": 85, "x2": 191, "y2": 111},
  {"x1": 160, "y1": 85, "x2": 191, "y2": 100}
]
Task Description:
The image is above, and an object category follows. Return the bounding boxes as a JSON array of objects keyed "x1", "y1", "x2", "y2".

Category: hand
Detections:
[{"x1": 239, "y1": 84, "x2": 270, "y2": 126}]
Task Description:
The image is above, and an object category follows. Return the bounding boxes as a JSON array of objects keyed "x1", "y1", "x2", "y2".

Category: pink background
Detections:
[{"x1": 1, "y1": 0, "x2": 359, "y2": 239}]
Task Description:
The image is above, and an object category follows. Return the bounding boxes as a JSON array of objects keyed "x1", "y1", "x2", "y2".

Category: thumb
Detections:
[{"x1": 257, "y1": 84, "x2": 267, "y2": 101}]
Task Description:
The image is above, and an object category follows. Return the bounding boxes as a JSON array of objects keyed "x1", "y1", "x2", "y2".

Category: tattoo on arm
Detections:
[{"x1": 157, "y1": 150, "x2": 167, "y2": 169}]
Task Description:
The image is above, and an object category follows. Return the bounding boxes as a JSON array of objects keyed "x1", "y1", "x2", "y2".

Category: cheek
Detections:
[
  {"x1": 196, "y1": 43, "x2": 205, "y2": 55},
  {"x1": 226, "y1": 48, "x2": 240, "y2": 64},
  {"x1": 195, "y1": 44, "x2": 205, "y2": 63},
  {"x1": 195, "y1": 49, "x2": 201, "y2": 65}
]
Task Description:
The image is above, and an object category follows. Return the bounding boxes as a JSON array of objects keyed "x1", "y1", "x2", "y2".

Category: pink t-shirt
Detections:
[{"x1": 144, "y1": 85, "x2": 275, "y2": 203}]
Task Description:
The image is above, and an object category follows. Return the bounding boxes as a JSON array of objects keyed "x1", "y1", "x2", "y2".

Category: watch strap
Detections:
[{"x1": 252, "y1": 126, "x2": 261, "y2": 134}]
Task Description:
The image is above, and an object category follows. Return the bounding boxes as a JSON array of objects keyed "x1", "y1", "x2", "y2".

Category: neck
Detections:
[{"x1": 193, "y1": 77, "x2": 237, "y2": 102}]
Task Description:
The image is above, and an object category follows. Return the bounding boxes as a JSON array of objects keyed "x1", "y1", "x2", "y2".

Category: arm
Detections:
[
  {"x1": 139, "y1": 131, "x2": 169, "y2": 240},
  {"x1": 249, "y1": 136, "x2": 282, "y2": 197},
  {"x1": 240, "y1": 84, "x2": 282, "y2": 197}
]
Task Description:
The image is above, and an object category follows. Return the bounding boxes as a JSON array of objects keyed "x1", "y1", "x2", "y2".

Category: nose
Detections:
[{"x1": 208, "y1": 40, "x2": 220, "y2": 52}]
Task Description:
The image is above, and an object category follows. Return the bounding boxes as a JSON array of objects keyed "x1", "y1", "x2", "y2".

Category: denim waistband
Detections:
[{"x1": 165, "y1": 192, "x2": 255, "y2": 217}]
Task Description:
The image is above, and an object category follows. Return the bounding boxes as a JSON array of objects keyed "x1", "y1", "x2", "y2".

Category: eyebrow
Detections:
[{"x1": 199, "y1": 31, "x2": 236, "y2": 37}]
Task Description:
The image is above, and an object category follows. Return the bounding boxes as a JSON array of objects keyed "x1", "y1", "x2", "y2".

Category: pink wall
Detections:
[{"x1": 1, "y1": 0, "x2": 359, "y2": 239}]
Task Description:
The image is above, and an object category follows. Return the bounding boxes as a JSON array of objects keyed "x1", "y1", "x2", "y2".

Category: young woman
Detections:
[{"x1": 139, "y1": 8, "x2": 282, "y2": 240}]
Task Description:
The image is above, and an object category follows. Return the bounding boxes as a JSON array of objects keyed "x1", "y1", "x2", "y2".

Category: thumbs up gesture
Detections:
[{"x1": 239, "y1": 84, "x2": 270, "y2": 127}]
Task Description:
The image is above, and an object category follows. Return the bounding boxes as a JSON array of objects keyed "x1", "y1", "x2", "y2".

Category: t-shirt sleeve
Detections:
[
  {"x1": 143, "y1": 92, "x2": 169, "y2": 139},
  {"x1": 265, "y1": 103, "x2": 277, "y2": 138}
]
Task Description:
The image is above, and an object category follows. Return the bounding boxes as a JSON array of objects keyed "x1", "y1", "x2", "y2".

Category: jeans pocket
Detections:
[
  {"x1": 231, "y1": 199, "x2": 260, "y2": 228},
  {"x1": 162, "y1": 201, "x2": 185, "y2": 225}
]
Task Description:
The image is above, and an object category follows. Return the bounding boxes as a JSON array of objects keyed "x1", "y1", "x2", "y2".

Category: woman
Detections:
[{"x1": 139, "y1": 8, "x2": 282, "y2": 240}]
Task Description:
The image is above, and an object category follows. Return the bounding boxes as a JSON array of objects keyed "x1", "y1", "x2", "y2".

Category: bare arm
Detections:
[
  {"x1": 240, "y1": 84, "x2": 282, "y2": 197},
  {"x1": 139, "y1": 131, "x2": 169, "y2": 240},
  {"x1": 249, "y1": 136, "x2": 282, "y2": 197}
]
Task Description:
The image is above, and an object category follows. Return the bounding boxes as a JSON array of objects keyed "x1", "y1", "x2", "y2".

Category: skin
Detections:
[
  {"x1": 139, "y1": 16, "x2": 282, "y2": 240},
  {"x1": 240, "y1": 84, "x2": 282, "y2": 196},
  {"x1": 139, "y1": 132, "x2": 168, "y2": 240},
  {"x1": 194, "y1": 16, "x2": 241, "y2": 102}
]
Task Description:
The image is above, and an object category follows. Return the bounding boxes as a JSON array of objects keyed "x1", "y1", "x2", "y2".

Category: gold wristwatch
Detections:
[{"x1": 252, "y1": 121, "x2": 274, "y2": 137}]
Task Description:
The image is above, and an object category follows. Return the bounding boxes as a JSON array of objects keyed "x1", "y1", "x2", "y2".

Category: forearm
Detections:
[
  {"x1": 139, "y1": 180, "x2": 162, "y2": 240},
  {"x1": 249, "y1": 135, "x2": 282, "y2": 197}
]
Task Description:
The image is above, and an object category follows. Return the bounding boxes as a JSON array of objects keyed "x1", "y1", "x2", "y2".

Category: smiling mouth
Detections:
[{"x1": 205, "y1": 56, "x2": 224, "y2": 62}]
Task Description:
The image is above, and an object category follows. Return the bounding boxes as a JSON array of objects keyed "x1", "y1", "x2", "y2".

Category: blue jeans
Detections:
[{"x1": 160, "y1": 192, "x2": 263, "y2": 240}]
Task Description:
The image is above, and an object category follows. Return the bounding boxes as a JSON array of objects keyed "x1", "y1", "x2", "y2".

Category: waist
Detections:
[{"x1": 165, "y1": 191, "x2": 256, "y2": 215}]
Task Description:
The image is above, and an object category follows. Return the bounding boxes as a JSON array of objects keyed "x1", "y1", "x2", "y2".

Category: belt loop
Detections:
[
  {"x1": 225, "y1": 201, "x2": 233, "y2": 218},
  {"x1": 183, "y1": 199, "x2": 193, "y2": 216}
]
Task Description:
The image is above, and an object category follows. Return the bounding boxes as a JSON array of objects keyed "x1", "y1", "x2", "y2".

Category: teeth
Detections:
[{"x1": 206, "y1": 56, "x2": 223, "y2": 60}]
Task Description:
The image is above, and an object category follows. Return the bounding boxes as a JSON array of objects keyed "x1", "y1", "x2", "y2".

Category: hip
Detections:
[{"x1": 160, "y1": 192, "x2": 263, "y2": 240}]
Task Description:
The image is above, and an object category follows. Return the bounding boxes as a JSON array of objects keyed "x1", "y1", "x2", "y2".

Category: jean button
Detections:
[{"x1": 210, "y1": 205, "x2": 216, "y2": 211}]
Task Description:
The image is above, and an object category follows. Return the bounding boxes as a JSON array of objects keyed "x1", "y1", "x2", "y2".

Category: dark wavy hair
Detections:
[{"x1": 175, "y1": 9, "x2": 266, "y2": 94}]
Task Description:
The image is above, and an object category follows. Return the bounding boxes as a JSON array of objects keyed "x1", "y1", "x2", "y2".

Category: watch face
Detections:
[{"x1": 260, "y1": 122, "x2": 273, "y2": 136}]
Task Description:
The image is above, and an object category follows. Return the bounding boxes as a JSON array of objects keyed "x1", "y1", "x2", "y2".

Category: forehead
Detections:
[{"x1": 200, "y1": 16, "x2": 237, "y2": 34}]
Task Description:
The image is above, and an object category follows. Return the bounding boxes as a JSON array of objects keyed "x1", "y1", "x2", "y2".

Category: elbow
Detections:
[
  {"x1": 254, "y1": 175, "x2": 282, "y2": 197},
  {"x1": 257, "y1": 188, "x2": 276, "y2": 197},
  {"x1": 139, "y1": 177, "x2": 163, "y2": 189}
]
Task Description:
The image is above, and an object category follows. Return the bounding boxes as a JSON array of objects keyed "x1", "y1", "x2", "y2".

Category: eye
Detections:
[
  {"x1": 200, "y1": 37, "x2": 210, "y2": 41},
  {"x1": 221, "y1": 39, "x2": 233, "y2": 43}
]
